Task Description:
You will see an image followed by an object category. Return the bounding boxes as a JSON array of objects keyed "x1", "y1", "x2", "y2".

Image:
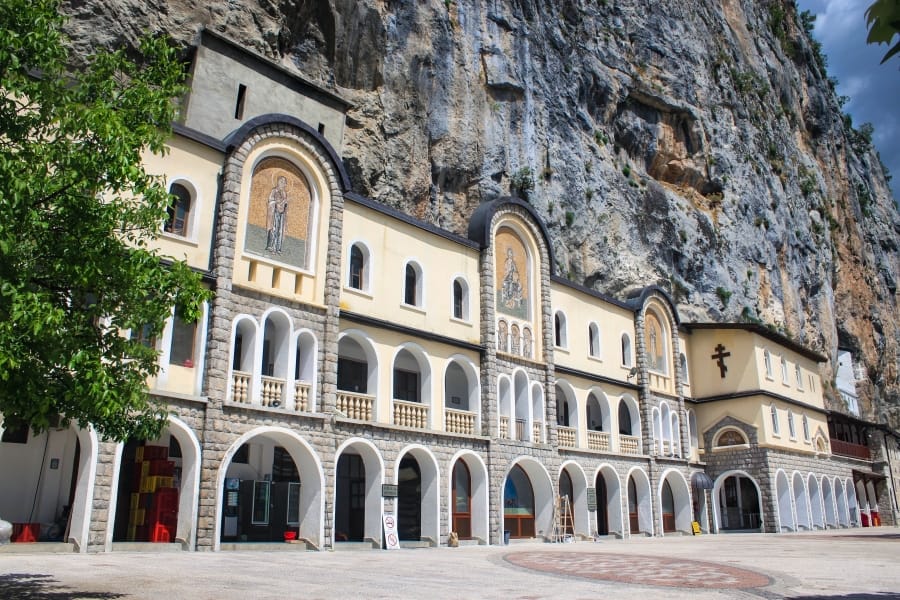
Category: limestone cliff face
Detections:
[{"x1": 62, "y1": 0, "x2": 900, "y2": 425}]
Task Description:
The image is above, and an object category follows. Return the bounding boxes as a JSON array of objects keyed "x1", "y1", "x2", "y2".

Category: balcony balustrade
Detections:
[
  {"x1": 336, "y1": 391, "x2": 375, "y2": 421},
  {"x1": 393, "y1": 399, "x2": 429, "y2": 429},
  {"x1": 445, "y1": 408, "x2": 476, "y2": 435}
]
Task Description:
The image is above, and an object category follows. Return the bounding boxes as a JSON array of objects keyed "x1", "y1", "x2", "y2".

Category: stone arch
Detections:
[
  {"x1": 443, "y1": 355, "x2": 481, "y2": 430},
  {"x1": 593, "y1": 463, "x2": 624, "y2": 537},
  {"x1": 625, "y1": 467, "x2": 653, "y2": 536},
  {"x1": 502, "y1": 457, "x2": 554, "y2": 541},
  {"x1": 558, "y1": 460, "x2": 590, "y2": 537},
  {"x1": 337, "y1": 329, "x2": 379, "y2": 417},
  {"x1": 447, "y1": 451, "x2": 489, "y2": 543},
  {"x1": 659, "y1": 469, "x2": 691, "y2": 534},
  {"x1": 775, "y1": 469, "x2": 795, "y2": 532},
  {"x1": 333, "y1": 438, "x2": 385, "y2": 546},
  {"x1": 711, "y1": 470, "x2": 763, "y2": 533},
  {"x1": 213, "y1": 426, "x2": 325, "y2": 550},
  {"x1": 394, "y1": 445, "x2": 440, "y2": 544}
]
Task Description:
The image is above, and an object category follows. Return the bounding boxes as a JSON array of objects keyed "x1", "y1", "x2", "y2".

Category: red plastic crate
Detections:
[
  {"x1": 12, "y1": 523, "x2": 39, "y2": 543},
  {"x1": 150, "y1": 522, "x2": 173, "y2": 543}
]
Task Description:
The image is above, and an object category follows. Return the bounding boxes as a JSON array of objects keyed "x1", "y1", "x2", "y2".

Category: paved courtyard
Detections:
[{"x1": 1, "y1": 529, "x2": 899, "y2": 599}]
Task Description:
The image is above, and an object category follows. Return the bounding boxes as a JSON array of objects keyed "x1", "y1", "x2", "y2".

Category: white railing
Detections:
[
  {"x1": 260, "y1": 375, "x2": 285, "y2": 407},
  {"x1": 393, "y1": 399, "x2": 429, "y2": 429},
  {"x1": 533, "y1": 421, "x2": 544, "y2": 443},
  {"x1": 557, "y1": 426, "x2": 576, "y2": 447},
  {"x1": 336, "y1": 391, "x2": 375, "y2": 421},
  {"x1": 294, "y1": 381, "x2": 310, "y2": 412},
  {"x1": 662, "y1": 440, "x2": 672, "y2": 455},
  {"x1": 587, "y1": 430, "x2": 611, "y2": 452},
  {"x1": 620, "y1": 435, "x2": 640, "y2": 455},
  {"x1": 499, "y1": 416, "x2": 510, "y2": 439},
  {"x1": 445, "y1": 408, "x2": 476, "y2": 435},
  {"x1": 231, "y1": 371, "x2": 251, "y2": 404},
  {"x1": 649, "y1": 372, "x2": 670, "y2": 393}
]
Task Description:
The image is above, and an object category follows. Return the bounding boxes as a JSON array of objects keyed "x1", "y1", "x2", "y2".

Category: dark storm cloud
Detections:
[{"x1": 798, "y1": 0, "x2": 900, "y2": 203}]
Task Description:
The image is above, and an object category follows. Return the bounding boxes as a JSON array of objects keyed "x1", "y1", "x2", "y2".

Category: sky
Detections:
[{"x1": 796, "y1": 0, "x2": 900, "y2": 203}]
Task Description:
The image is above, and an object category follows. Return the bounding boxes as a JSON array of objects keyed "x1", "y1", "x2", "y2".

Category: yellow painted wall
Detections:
[
  {"x1": 553, "y1": 370, "x2": 640, "y2": 453},
  {"x1": 143, "y1": 134, "x2": 223, "y2": 270},
  {"x1": 340, "y1": 202, "x2": 481, "y2": 344},
  {"x1": 549, "y1": 286, "x2": 637, "y2": 383}
]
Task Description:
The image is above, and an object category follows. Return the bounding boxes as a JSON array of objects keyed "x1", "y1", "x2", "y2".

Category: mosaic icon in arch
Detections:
[{"x1": 495, "y1": 227, "x2": 530, "y2": 320}]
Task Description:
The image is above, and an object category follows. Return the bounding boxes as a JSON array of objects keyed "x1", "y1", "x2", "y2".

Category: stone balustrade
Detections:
[
  {"x1": 445, "y1": 408, "x2": 476, "y2": 435},
  {"x1": 260, "y1": 375, "x2": 285, "y2": 407},
  {"x1": 294, "y1": 381, "x2": 310, "y2": 411},
  {"x1": 587, "y1": 430, "x2": 611, "y2": 452},
  {"x1": 499, "y1": 416, "x2": 510, "y2": 439},
  {"x1": 231, "y1": 370, "x2": 251, "y2": 404},
  {"x1": 620, "y1": 434, "x2": 640, "y2": 455},
  {"x1": 393, "y1": 399, "x2": 428, "y2": 429},
  {"x1": 336, "y1": 391, "x2": 374, "y2": 421},
  {"x1": 533, "y1": 421, "x2": 543, "y2": 443},
  {"x1": 557, "y1": 426, "x2": 576, "y2": 447}
]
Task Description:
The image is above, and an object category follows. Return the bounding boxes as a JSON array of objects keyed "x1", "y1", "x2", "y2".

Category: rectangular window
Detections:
[
  {"x1": 131, "y1": 324, "x2": 155, "y2": 348},
  {"x1": 337, "y1": 358, "x2": 368, "y2": 393},
  {"x1": 262, "y1": 338, "x2": 273, "y2": 377},
  {"x1": 169, "y1": 314, "x2": 196, "y2": 366},
  {"x1": 286, "y1": 482, "x2": 301, "y2": 525},
  {"x1": 251, "y1": 480, "x2": 270, "y2": 525},
  {"x1": 393, "y1": 369, "x2": 419, "y2": 402}
]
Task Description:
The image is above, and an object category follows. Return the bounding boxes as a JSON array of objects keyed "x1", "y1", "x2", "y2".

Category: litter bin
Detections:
[{"x1": 503, "y1": 530, "x2": 511, "y2": 545}]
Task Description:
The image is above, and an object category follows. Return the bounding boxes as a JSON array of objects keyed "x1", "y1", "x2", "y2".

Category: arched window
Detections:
[
  {"x1": 404, "y1": 262, "x2": 422, "y2": 307},
  {"x1": 554, "y1": 311, "x2": 567, "y2": 348},
  {"x1": 679, "y1": 353, "x2": 688, "y2": 382},
  {"x1": 452, "y1": 278, "x2": 467, "y2": 320},
  {"x1": 802, "y1": 414, "x2": 810, "y2": 441},
  {"x1": 165, "y1": 182, "x2": 192, "y2": 237},
  {"x1": 788, "y1": 410, "x2": 796, "y2": 439},
  {"x1": 770, "y1": 404, "x2": 780, "y2": 435},
  {"x1": 764, "y1": 350, "x2": 773, "y2": 378},
  {"x1": 715, "y1": 429, "x2": 748, "y2": 447},
  {"x1": 588, "y1": 323, "x2": 601, "y2": 358},
  {"x1": 498, "y1": 320, "x2": 509, "y2": 353},
  {"x1": 522, "y1": 327, "x2": 533, "y2": 359},
  {"x1": 621, "y1": 334, "x2": 632, "y2": 367},
  {"x1": 795, "y1": 365, "x2": 803, "y2": 389},
  {"x1": 780, "y1": 356, "x2": 788, "y2": 383},
  {"x1": 348, "y1": 244, "x2": 366, "y2": 290}
]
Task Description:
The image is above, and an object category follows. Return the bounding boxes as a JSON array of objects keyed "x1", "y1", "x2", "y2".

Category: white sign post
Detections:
[{"x1": 383, "y1": 513, "x2": 400, "y2": 550}]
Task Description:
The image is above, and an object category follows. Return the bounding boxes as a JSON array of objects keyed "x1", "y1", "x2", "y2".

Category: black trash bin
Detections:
[{"x1": 503, "y1": 530, "x2": 511, "y2": 545}]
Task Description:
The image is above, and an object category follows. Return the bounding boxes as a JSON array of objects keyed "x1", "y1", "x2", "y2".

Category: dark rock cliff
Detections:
[{"x1": 61, "y1": 0, "x2": 900, "y2": 426}]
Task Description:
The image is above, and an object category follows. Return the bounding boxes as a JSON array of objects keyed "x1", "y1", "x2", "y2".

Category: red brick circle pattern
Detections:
[{"x1": 504, "y1": 551, "x2": 772, "y2": 589}]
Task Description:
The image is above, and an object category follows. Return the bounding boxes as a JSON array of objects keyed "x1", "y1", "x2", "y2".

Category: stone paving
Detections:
[{"x1": 0, "y1": 529, "x2": 899, "y2": 599}]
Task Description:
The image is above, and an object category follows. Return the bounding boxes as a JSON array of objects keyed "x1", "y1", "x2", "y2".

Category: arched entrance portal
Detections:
[
  {"x1": 333, "y1": 439, "x2": 383, "y2": 547},
  {"x1": 626, "y1": 469, "x2": 653, "y2": 536},
  {"x1": 595, "y1": 473, "x2": 608, "y2": 535},
  {"x1": 559, "y1": 469, "x2": 574, "y2": 535},
  {"x1": 397, "y1": 455, "x2": 421, "y2": 540},
  {"x1": 595, "y1": 466, "x2": 623, "y2": 537},
  {"x1": 716, "y1": 473, "x2": 762, "y2": 531},
  {"x1": 449, "y1": 453, "x2": 489, "y2": 543},
  {"x1": 216, "y1": 428, "x2": 323, "y2": 549},
  {"x1": 659, "y1": 471, "x2": 691, "y2": 535},
  {"x1": 775, "y1": 470, "x2": 795, "y2": 532},
  {"x1": 662, "y1": 480, "x2": 676, "y2": 533},
  {"x1": 0, "y1": 422, "x2": 96, "y2": 550},
  {"x1": 504, "y1": 465, "x2": 535, "y2": 538},
  {"x1": 452, "y1": 460, "x2": 472, "y2": 539}
]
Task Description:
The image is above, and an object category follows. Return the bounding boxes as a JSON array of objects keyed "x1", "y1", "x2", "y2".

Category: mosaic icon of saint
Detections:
[
  {"x1": 501, "y1": 247, "x2": 524, "y2": 311},
  {"x1": 265, "y1": 175, "x2": 289, "y2": 254}
]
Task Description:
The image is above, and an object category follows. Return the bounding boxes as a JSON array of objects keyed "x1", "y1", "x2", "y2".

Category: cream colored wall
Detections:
[
  {"x1": 694, "y1": 395, "x2": 828, "y2": 455},
  {"x1": 685, "y1": 329, "x2": 761, "y2": 398},
  {"x1": 549, "y1": 286, "x2": 636, "y2": 382},
  {"x1": 340, "y1": 203, "x2": 481, "y2": 344},
  {"x1": 230, "y1": 137, "x2": 332, "y2": 306},
  {"x1": 340, "y1": 324, "x2": 481, "y2": 432},
  {"x1": 142, "y1": 134, "x2": 223, "y2": 270},
  {"x1": 754, "y1": 334, "x2": 825, "y2": 409},
  {"x1": 553, "y1": 370, "x2": 639, "y2": 453}
]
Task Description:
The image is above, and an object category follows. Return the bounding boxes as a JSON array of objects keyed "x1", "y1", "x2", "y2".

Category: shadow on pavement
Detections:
[
  {"x1": 787, "y1": 594, "x2": 900, "y2": 600},
  {"x1": 0, "y1": 573, "x2": 124, "y2": 599}
]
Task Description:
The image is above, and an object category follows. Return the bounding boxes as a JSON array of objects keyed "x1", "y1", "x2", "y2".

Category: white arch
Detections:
[
  {"x1": 226, "y1": 314, "x2": 260, "y2": 403},
  {"x1": 617, "y1": 394, "x2": 641, "y2": 452},
  {"x1": 652, "y1": 407, "x2": 662, "y2": 454},
  {"x1": 855, "y1": 479, "x2": 869, "y2": 524},
  {"x1": 711, "y1": 470, "x2": 763, "y2": 533},
  {"x1": 164, "y1": 176, "x2": 202, "y2": 240},
  {"x1": 835, "y1": 478, "x2": 850, "y2": 527},
  {"x1": 391, "y1": 342, "x2": 433, "y2": 414},
  {"x1": 775, "y1": 469, "x2": 795, "y2": 532},
  {"x1": 292, "y1": 328, "x2": 318, "y2": 411},
  {"x1": 443, "y1": 354, "x2": 481, "y2": 429},
  {"x1": 822, "y1": 476, "x2": 837, "y2": 528},
  {"x1": 531, "y1": 383, "x2": 545, "y2": 442},
  {"x1": 512, "y1": 369, "x2": 531, "y2": 441},
  {"x1": 345, "y1": 238, "x2": 373, "y2": 292},
  {"x1": 792, "y1": 471, "x2": 811, "y2": 530},
  {"x1": 625, "y1": 467, "x2": 653, "y2": 536},
  {"x1": 808, "y1": 474, "x2": 825, "y2": 530},
  {"x1": 502, "y1": 457, "x2": 554, "y2": 542},
  {"x1": 559, "y1": 460, "x2": 590, "y2": 537},
  {"x1": 593, "y1": 463, "x2": 624, "y2": 537},
  {"x1": 394, "y1": 444, "x2": 440, "y2": 544},
  {"x1": 687, "y1": 409, "x2": 698, "y2": 453},
  {"x1": 260, "y1": 308, "x2": 294, "y2": 399},
  {"x1": 447, "y1": 451, "x2": 489, "y2": 543},
  {"x1": 497, "y1": 375, "x2": 513, "y2": 436},
  {"x1": 333, "y1": 437, "x2": 385, "y2": 546},
  {"x1": 213, "y1": 426, "x2": 326, "y2": 551},
  {"x1": 337, "y1": 329, "x2": 380, "y2": 413},
  {"x1": 865, "y1": 480, "x2": 879, "y2": 524},
  {"x1": 658, "y1": 469, "x2": 692, "y2": 534},
  {"x1": 554, "y1": 379, "x2": 580, "y2": 432},
  {"x1": 586, "y1": 387, "x2": 611, "y2": 433},
  {"x1": 66, "y1": 425, "x2": 99, "y2": 553},
  {"x1": 401, "y1": 258, "x2": 425, "y2": 307},
  {"x1": 848, "y1": 478, "x2": 861, "y2": 526}
]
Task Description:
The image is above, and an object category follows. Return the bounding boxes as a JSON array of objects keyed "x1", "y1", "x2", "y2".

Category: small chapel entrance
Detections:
[
  {"x1": 335, "y1": 453, "x2": 366, "y2": 541},
  {"x1": 452, "y1": 460, "x2": 472, "y2": 539},
  {"x1": 396, "y1": 455, "x2": 422, "y2": 540},
  {"x1": 504, "y1": 465, "x2": 536, "y2": 538},
  {"x1": 718, "y1": 474, "x2": 762, "y2": 531}
]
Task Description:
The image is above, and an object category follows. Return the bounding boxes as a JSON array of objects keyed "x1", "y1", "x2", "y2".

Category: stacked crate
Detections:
[{"x1": 126, "y1": 444, "x2": 179, "y2": 542}]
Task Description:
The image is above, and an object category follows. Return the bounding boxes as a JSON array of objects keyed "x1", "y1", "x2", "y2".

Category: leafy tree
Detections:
[
  {"x1": 0, "y1": 0, "x2": 210, "y2": 441},
  {"x1": 866, "y1": 0, "x2": 900, "y2": 65}
]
